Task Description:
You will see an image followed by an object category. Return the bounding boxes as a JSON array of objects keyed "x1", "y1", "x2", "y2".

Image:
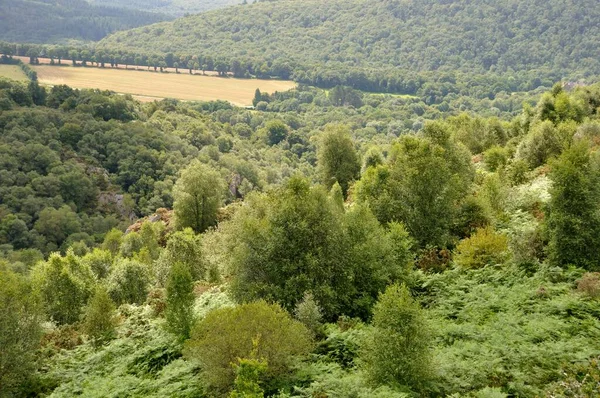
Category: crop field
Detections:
[
  {"x1": 32, "y1": 65, "x2": 296, "y2": 105},
  {"x1": 0, "y1": 64, "x2": 28, "y2": 81}
]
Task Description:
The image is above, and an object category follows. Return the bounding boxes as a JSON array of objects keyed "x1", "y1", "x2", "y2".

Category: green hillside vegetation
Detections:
[
  {"x1": 98, "y1": 0, "x2": 600, "y2": 94},
  {"x1": 2, "y1": 68, "x2": 600, "y2": 396},
  {"x1": 88, "y1": 0, "x2": 250, "y2": 17},
  {"x1": 0, "y1": 0, "x2": 171, "y2": 43}
]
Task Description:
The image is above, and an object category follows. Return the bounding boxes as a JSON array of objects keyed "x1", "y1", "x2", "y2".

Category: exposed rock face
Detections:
[{"x1": 126, "y1": 208, "x2": 174, "y2": 235}]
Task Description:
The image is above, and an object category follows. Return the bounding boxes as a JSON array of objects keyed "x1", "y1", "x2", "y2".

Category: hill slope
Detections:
[
  {"x1": 0, "y1": 0, "x2": 171, "y2": 43},
  {"x1": 87, "y1": 0, "x2": 250, "y2": 17},
  {"x1": 98, "y1": 0, "x2": 600, "y2": 91}
]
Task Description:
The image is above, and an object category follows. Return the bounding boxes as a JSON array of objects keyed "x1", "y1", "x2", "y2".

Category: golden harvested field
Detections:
[
  {"x1": 32, "y1": 65, "x2": 296, "y2": 105},
  {"x1": 0, "y1": 65, "x2": 28, "y2": 81}
]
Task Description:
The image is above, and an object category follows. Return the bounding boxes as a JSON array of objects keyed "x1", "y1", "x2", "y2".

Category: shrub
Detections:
[
  {"x1": 83, "y1": 285, "x2": 118, "y2": 346},
  {"x1": 294, "y1": 292, "x2": 323, "y2": 337},
  {"x1": 31, "y1": 250, "x2": 94, "y2": 325},
  {"x1": 454, "y1": 227, "x2": 509, "y2": 269},
  {"x1": 360, "y1": 284, "x2": 433, "y2": 393},
  {"x1": 107, "y1": 258, "x2": 150, "y2": 305},
  {"x1": 184, "y1": 301, "x2": 312, "y2": 394},
  {"x1": 577, "y1": 273, "x2": 600, "y2": 299}
]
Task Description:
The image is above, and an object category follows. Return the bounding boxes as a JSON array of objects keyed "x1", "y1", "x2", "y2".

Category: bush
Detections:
[
  {"x1": 83, "y1": 285, "x2": 118, "y2": 346},
  {"x1": 184, "y1": 301, "x2": 312, "y2": 394},
  {"x1": 360, "y1": 284, "x2": 433, "y2": 393},
  {"x1": 107, "y1": 258, "x2": 150, "y2": 305},
  {"x1": 577, "y1": 273, "x2": 600, "y2": 299},
  {"x1": 32, "y1": 250, "x2": 94, "y2": 325},
  {"x1": 454, "y1": 227, "x2": 509, "y2": 269}
]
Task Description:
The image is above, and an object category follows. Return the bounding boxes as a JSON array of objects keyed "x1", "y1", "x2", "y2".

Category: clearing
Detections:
[
  {"x1": 32, "y1": 65, "x2": 296, "y2": 105},
  {"x1": 0, "y1": 64, "x2": 28, "y2": 81}
]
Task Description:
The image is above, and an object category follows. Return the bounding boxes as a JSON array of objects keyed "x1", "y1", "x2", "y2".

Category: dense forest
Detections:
[
  {"x1": 87, "y1": 0, "x2": 250, "y2": 17},
  {"x1": 0, "y1": 0, "x2": 171, "y2": 43},
  {"x1": 97, "y1": 0, "x2": 600, "y2": 93},
  {"x1": 2, "y1": 67, "x2": 600, "y2": 396}
]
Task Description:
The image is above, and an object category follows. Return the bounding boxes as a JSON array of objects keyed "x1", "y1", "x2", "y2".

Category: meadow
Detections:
[
  {"x1": 32, "y1": 65, "x2": 296, "y2": 105},
  {"x1": 0, "y1": 64, "x2": 27, "y2": 81}
]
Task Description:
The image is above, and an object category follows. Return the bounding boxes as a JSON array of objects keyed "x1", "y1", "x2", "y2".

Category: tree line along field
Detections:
[{"x1": 25, "y1": 64, "x2": 295, "y2": 105}]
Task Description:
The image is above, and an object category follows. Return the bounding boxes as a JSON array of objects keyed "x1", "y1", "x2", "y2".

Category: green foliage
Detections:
[
  {"x1": 99, "y1": 0, "x2": 600, "y2": 96},
  {"x1": 425, "y1": 265, "x2": 600, "y2": 396},
  {"x1": 264, "y1": 119, "x2": 288, "y2": 146},
  {"x1": 454, "y1": 227, "x2": 510, "y2": 269},
  {"x1": 185, "y1": 301, "x2": 312, "y2": 394},
  {"x1": 360, "y1": 284, "x2": 434, "y2": 394},
  {"x1": 0, "y1": 0, "x2": 170, "y2": 43},
  {"x1": 294, "y1": 292, "x2": 323, "y2": 338},
  {"x1": 157, "y1": 228, "x2": 205, "y2": 285},
  {"x1": 165, "y1": 262, "x2": 195, "y2": 341},
  {"x1": 516, "y1": 121, "x2": 564, "y2": 169},
  {"x1": 0, "y1": 263, "x2": 42, "y2": 397},
  {"x1": 173, "y1": 161, "x2": 224, "y2": 233},
  {"x1": 32, "y1": 250, "x2": 95, "y2": 325},
  {"x1": 230, "y1": 354, "x2": 268, "y2": 398},
  {"x1": 45, "y1": 305, "x2": 201, "y2": 398},
  {"x1": 547, "y1": 143, "x2": 600, "y2": 270},
  {"x1": 81, "y1": 248, "x2": 113, "y2": 279},
  {"x1": 317, "y1": 124, "x2": 361, "y2": 197},
  {"x1": 544, "y1": 356, "x2": 600, "y2": 397},
  {"x1": 83, "y1": 285, "x2": 118, "y2": 347},
  {"x1": 107, "y1": 258, "x2": 150, "y2": 305},
  {"x1": 356, "y1": 130, "x2": 473, "y2": 248},
  {"x1": 483, "y1": 146, "x2": 509, "y2": 172},
  {"x1": 227, "y1": 177, "x2": 409, "y2": 320}
]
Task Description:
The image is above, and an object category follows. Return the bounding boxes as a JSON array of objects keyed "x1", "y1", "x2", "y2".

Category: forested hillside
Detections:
[
  {"x1": 0, "y1": 0, "x2": 170, "y2": 43},
  {"x1": 98, "y1": 0, "x2": 600, "y2": 93},
  {"x1": 87, "y1": 0, "x2": 249, "y2": 17},
  {"x1": 2, "y1": 62, "x2": 600, "y2": 396}
]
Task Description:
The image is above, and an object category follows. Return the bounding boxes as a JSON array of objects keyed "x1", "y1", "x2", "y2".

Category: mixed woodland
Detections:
[
  {"x1": 2, "y1": 72, "x2": 600, "y2": 397},
  {"x1": 2, "y1": 0, "x2": 600, "y2": 397}
]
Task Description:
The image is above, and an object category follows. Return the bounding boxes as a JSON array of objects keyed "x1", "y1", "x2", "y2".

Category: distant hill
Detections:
[
  {"x1": 98, "y1": 0, "x2": 600, "y2": 92},
  {"x1": 0, "y1": 0, "x2": 171, "y2": 43},
  {"x1": 87, "y1": 0, "x2": 251, "y2": 17}
]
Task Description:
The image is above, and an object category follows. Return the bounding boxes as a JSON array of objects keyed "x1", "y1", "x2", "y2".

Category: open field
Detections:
[
  {"x1": 32, "y1": 65, "x2": 296, "y2": 105},
  {"x1": 0, "y1": 64, "x2": 28, "y2": 81}
]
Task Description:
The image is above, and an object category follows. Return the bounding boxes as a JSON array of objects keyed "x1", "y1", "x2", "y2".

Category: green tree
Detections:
[
  {"x1": 356, "y1": 133, "x2": 473, "y2": 248},
  {"x1": 264, "y1": 119, "x2": 288, "y2": 145},
  {"x1": 83, "y1": 285, "x2": 118, "y2": 347},
  {"x1": 227, "y1": 177, "x2": 409, "y2": 320},
  {"x1": 173, "y1": 161, "x2": 224, "y2": 233},
  {"x1": 547, "y1": 143, "x2": 600, "y2": 270},
  {"x1": 0, "y1": 263, "x2": 42, "y2": 397},
  {"x1": 31, "y1": 250, "x2": 94, "y2": 325},
  {"x1": 165, "y1": 262, "x2": 195, "y2": 341},
  {"x1": 185, "y1": 301, "x2": 312, "y2": 394},
  {"x1": 157, "y1": 228, "x2": 205, "y2": 285},
  {"x1": 317, "y1": 124, "x2": 361, "y2": 198},
  {"x1": 107, "y1": 258, "x2": 150, "y2": 305},
  {"x1": 102, "y1": 228, "x2": 123, "y2": 257},
  {"x1": 360, "y1": 284, "x2": 433, "y2": 393}
]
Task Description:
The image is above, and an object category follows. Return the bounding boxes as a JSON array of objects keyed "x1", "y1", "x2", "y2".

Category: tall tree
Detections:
[
  {"x1": 173, "y1": 161, "x2": 224, "y2": 233},
  {"x1": 165, "y1": 262, "x2": 195, "y2": 341},
  {"x1": 360, "y1": 284, "x2": 433, "y2": 393},
  {"x1": 356, "y1": 130, "x2": 473, "y2": 248},
  {"x1": 317, "y1": 124, "x2": 361, "y2": 198},
  {"x1": 547, "y1": 143, "x2": 600, "y2": 270},
  {"x1": 83, "y1": 285, "x2": 118, "y2": 347},
  {"x1": 0, "y1": 263, "x2": 43, "y2": 396},
  {"x1": 227, "y1": 176, "x2": 410, "y2": 320}
]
